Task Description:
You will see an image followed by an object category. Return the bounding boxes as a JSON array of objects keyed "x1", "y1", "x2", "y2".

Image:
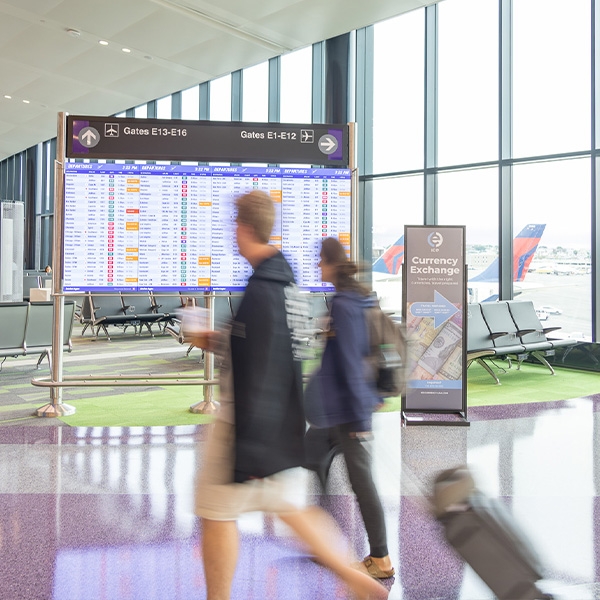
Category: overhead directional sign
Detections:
[{"x1": 66, "y1": 116, "x2": 349, "y2": 166}]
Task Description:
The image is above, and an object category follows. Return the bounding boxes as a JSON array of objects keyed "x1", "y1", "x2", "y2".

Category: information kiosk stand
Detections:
[{"x1": 401, "y1": 225, "x2": 469, "y2": 426}]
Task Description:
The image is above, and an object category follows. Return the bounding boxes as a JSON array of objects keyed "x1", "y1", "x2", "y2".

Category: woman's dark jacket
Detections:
[
  {"x1": 320, "y1": 290, "x2": 380, "y2": 432},
  {"x1": 231, "y1": 251, "x2": 305, "y2": 483}
]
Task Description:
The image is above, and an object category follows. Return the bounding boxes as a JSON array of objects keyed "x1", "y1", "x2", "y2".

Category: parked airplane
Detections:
[{"x1": 372, "y1": 223, "x2": 546, "y2": 308}]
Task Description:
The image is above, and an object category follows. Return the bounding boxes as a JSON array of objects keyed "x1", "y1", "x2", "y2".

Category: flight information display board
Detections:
[{"x1": 63, "y1": 163, "x2": 351, "y2": 292}]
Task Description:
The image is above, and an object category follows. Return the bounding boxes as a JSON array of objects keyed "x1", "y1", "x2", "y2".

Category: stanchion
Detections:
[{"x1": 190, "y1": 291, "x2": 219, "y2": 414}]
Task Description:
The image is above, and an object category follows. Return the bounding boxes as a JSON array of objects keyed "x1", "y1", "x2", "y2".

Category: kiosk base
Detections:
[{"x1": 402, "y1": 411, "x2": 470, "y2": 427}]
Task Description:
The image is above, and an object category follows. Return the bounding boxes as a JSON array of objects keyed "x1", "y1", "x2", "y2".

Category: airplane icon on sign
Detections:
[
  {"x1": 105, "y1": 123, "x2": 119, "y2": 137},
  {"x1": 301, "y1": 129, "x2": 314, "y2": 143}
]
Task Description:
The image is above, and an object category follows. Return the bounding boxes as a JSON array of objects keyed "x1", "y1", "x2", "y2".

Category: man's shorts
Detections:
[{"x1": 195, "y1": 419, "x2": 307, "y2": 521}]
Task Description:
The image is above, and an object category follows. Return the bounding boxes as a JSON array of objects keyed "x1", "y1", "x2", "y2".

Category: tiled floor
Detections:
[{"x1": 1, "y1": 328, "x2": 600, "y2": 599}]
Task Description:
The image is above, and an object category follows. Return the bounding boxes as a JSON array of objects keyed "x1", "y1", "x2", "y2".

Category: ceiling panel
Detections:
[
  {"x1": 111, "y1": 11, "x2": 218, "y2": 58},
  {"x1": 0, "y1": 11, "x2": 30, "y2": 42},
  {"x1": 1, "y1": 25, "x2": 88, "y2": 71},
  {"x1": 45, "y1": 0, "x2": 159, "y2": 38},
  {"x1": 0, "y1": 60, "x2": 41, "y2": 93},
  {"x1": 171, "y1": 36, "x2": 273, "y2": 77},
  {"x1": 16, "y1": 74, "x2": 93, "y2": 107},
  {"x1": 53, "y1": 47, "x2": 154, "y2": 88}
]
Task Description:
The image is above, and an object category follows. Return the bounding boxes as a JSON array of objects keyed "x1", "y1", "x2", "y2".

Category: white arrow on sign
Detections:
[
  {"x1": 78, "y1": 127, "x2": 100, "y2": 148},
  {"x1": 318, "y1": 134, "x2": 338, "y2": 155}
]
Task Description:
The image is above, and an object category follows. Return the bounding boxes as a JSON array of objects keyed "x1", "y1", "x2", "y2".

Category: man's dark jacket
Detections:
[{"x1": 231, "y1": 251, "x2": 305, "y2": 483}]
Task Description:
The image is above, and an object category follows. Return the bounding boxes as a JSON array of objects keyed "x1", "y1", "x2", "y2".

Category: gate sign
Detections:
[
  {"x1": 403, "y1": 225, "x2": 466, "y2": 413},
  {"x1": 66, "y1": 116, "x2": 349, "y2": 166}
]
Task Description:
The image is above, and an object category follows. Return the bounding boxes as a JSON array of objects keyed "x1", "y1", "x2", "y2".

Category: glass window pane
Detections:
[
  {"x1": 134, "y1": 104, "x2": 147, "y2": 118},
  {"x1": 281, "y1": 47, "x2": 312, "y2": 123},
  {"x1": 181, "y1": 85, "x2": 199, "y2": 120},
  {"x1": 513, "y1": 158, "x2": 591, "y2": 339},
  {"x1": 210, "y1": 75, "x2": 231, "y2": 121},
  {"x1": 373, "y1": 10, "x2": 424, "y2": 174},
  {"x1": 438, "y1": 0, "x2": 498, "y2": 166},
  {"x1": 243, "y1": 62, "x2": 269, "y2": 122},
  {"x1": 156, "y1": 95, "x2": 172, "y2": 119},
  {"x1": 437, "y1": 167, "x2": 499, "y2": 303},
  {"x1": 371, "y1": 175, "x2": 424, "y2": 313},
  {"x1": 513, "y1": 0, "x2": 590, "y2": 157}
]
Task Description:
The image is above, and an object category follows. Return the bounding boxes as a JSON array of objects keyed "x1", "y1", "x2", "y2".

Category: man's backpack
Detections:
[{"x1": 365, "y1": 300, "x2": 406, "y2": 398}]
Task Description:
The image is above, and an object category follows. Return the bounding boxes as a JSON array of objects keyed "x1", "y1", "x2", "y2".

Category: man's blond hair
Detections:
[{"x1": 235, "y1": 190, "x2": 275, "y2": 244}]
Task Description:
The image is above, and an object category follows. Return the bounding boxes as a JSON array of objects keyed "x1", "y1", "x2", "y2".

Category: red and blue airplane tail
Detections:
[
  {"x1": 372, "y1": 236, "x2": 404, "y2": 275},
  {"x1": 470, "y1": 223, "x2": 546, "y2": 283}
]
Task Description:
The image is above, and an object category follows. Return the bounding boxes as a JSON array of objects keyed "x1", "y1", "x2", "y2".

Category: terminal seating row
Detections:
[
  {"x1": 79, "y1": 292, "x2": 187, "y2": 341},
  {"x1": 78, "y1": 292, "x2": 244, "y2": 343},
  {"x1": 0, "y1": 301, "x2": 75, "y2": 369},
  {"x1": 467, "y1": 300, "x2": 577, "y2": 384}
]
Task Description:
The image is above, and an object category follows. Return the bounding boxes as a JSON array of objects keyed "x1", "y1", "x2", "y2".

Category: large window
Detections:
[
  {"x1": 513, "y1": 158, "x2": 591, "y2": 339},
  {"x1": 372, "y1": 10, "x2": 424, "y2": 174},
  {"x1": 156, "y1": 95, "x2": 172, "y2": 119},
  {"x1": 242, "y1": 62, "x2": 269, "y2": 122},
  {"x1": 280, "y1": 47, "x2": 312, "y2": 123},
  {"x1": 438, "y1": 0, "x2": 498, "y2": 166},
  {"x1": 181, "y1": 85, "x2": 200, "y2": 120},
  {"x1": 513, "y1": 0, "x2": 590, "y2": 158},
  {"x1": 371, "y1": 175, "x2": 424, "y2": 313},
  {"x1": 210, "y1": 75, "x2": 231, "y2": 121},
  {"x1": 438, "y1": 167, "x2": 499, "y2": 302}
]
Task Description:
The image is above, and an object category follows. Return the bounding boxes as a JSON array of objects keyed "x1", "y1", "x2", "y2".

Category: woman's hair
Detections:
[{"x1": 320, "y1": 237, "x2": 370, "y2": 296}]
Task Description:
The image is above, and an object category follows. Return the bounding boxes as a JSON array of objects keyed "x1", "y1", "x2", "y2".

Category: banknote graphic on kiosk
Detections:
[{"x1": 403, "y1": 226, "x2": 467, "y2": 423}]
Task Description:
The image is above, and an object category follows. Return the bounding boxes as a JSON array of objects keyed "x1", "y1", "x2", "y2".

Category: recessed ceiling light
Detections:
[
  {"x1": 23, "y1": 99, "x2": 30, "y2": 104},
  {"x1": 66, "y1": 28, "x2": 81, "y2": 38},
  {"x1": 99, "y1": 40, "x2": 108, "y2": 46},
  {"x1": 122, "y1": 47, "x2": 131, "y2": 53},
  {"x1": 4, "y1": 95, "x2": 11, "y2": 99}
]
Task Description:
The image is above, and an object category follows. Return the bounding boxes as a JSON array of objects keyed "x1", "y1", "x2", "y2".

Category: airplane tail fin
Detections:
[
  {"x1": 373, "y1": 236, "x2": 404, "y2": 274},
  {"x1": 470, "y1": 224, "x2": 545, "y2": 283}
]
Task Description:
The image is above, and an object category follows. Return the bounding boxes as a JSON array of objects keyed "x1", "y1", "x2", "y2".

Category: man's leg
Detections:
[
  {"x1": 202, "y1": 518, "x2": 239, "y2": 600},
  {"x1": 278, "y1": 507, "x2": 388, "y2": 600}
]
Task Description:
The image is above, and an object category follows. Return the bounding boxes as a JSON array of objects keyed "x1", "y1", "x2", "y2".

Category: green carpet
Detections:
[
  {"x1": 466, "y1": 361, "x2": 600, "y2": 406},
  {"x1": 60, "y1": 386, "x2": 216, "y2": 427},
  {"x1": 56, "y1": 361, "x2": 600, "y2": 427}
]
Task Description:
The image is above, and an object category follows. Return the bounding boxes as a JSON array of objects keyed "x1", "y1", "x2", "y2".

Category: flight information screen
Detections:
[{"x1": 63, "y1": 163, "x2": 352, "y2": 292}]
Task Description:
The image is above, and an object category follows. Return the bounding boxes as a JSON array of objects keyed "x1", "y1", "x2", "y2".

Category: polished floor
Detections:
[{"x1": 1, "y1": 331, "x2": 600, "y2": 598}]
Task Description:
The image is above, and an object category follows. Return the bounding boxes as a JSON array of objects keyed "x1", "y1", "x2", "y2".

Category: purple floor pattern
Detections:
[{"x1": 2, "y1": 397, "x2": 600, "y2": 599}]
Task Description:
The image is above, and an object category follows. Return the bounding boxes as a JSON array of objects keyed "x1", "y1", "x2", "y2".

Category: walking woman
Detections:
[{"x1": 309, "y1": 236, "x2": 394, "y2": 579}]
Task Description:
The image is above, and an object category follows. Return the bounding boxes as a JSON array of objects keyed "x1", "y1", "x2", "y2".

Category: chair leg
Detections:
[
  {"x1": 36, "y1": 350, "x2": 48, "y2": 370},
  {"x1": 532, "y1": 351, "x2": 555, "y2": 375},
  {"x1": 475, "y1": 357, "x2": 500, "y2": 384}
]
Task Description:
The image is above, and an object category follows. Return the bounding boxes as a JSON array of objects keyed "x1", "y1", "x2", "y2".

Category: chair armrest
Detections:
[
  {"x1": 543, "y1": 326, "x2": 561, "y2": 334},
  {"x1": 489, "y1": 331, "x2": 509, "y2": 340},
  {"x1": 516, "y1": 328, "x2": 536, "y2": 336}
]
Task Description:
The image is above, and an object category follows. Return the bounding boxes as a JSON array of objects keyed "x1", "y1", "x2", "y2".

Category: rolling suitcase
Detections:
[{"x1": 433, "y1": 467, "x2": 552, "y2": 600}]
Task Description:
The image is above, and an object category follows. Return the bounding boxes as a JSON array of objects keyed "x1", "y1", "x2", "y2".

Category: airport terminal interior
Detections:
[{"x1": 2, "y1": 0, "x2": 600, "y2": 598}]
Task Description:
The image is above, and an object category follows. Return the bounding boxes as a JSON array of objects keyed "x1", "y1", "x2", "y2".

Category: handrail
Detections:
[{"x1": 31, "y1": 374, "x2": 219, "y2": 388}]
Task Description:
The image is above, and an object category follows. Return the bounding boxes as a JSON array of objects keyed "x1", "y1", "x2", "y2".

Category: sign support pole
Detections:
[{"x1": 37, "y1": 112, "x2": 75, "y2": 417}]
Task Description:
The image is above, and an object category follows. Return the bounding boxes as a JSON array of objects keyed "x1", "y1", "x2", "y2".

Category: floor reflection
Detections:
[{"x1": 0, "y1": 398, "x2": 599, "y2": 598}]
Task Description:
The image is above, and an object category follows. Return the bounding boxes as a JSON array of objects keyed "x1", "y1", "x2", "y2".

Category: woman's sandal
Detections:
[{"x1": 361, "y1": 556, "x2": 395, "y2": 579}]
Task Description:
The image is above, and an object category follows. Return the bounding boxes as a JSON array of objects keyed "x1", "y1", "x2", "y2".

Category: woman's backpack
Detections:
[{"x1": 365, "y1": 301, "x2": 406, "y2": 398}]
